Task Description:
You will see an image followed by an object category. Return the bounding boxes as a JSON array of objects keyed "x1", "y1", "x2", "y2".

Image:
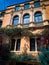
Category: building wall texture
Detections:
[{"x1": 0, "y1": 0, "x2": 49, "y2": 57}]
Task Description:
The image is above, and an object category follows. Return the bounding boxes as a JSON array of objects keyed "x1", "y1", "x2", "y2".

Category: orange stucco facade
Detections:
[
  {"x1": 0, "y1": 0, "x2": 49, "y2": 59},
  {"x1": 1, "y1": 0, "x2": 49, "y2": 28}
]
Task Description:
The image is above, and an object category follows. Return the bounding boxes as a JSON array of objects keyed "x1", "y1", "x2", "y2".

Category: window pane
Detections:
[
  {"x1": 24, "y1": 4, "x2": 30, "y2": 9},
  {"x1": 13, "y1": 19, "x2": 18, "y2": 25},
  {"x1": 2, "y1": 12, "x2": 5, "y2": 16},
  {"x1": 35, "y1": 17, "x2": 39, "y2": 22},
  {"x1": 23, "y1": 14, "x2": 30, "y2": 24},
  {"x1": 11, "y1": 39, "x2": 15, "y2": 50},
  {"x1": 34, "y1": 1, "x2": 40, "y2": 7},
  {"x1": 39, "y1": 16, "x2": 42, "y2": 22},
  {"x1": 37, "y1": 38, "x2": 41, "y2": 51},
  {"x1": 34, "y1": 12, "x2": 42, "y2": 22},
  {"x1": 35, "y1": 16, "x2": 42, "y2": 22},
  {"x1": 35, "y1": 12, "x2": 41, "y2": 16},
  {"x1": 15, "y1": 6, "x2": 20, "y2": 11},
  {"x1": 13, "y1": 16, "x2": 19, "y2": 25},
  {"x1": 30, "y1": 38, "x2": 35, "y2": 51},
  {"x1": 24, "y1": 15, "x2": 29, "y2": 18},
  {"x1": 0, "y1": 21, "x2": 2, "y2": 27},
  {"x1": 0, "y1": 12, "x2": 5, "y2": 17},
  {"x1": 24, "y1": 18, "x2": 30, "y2": 24},
  {"x1": 16, "y1": 39, "x2": 20, "y2": 51}
]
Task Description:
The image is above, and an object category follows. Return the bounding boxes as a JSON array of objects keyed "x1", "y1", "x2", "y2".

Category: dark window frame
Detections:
[
  {"x1": 11, "y1": 39, "x2": 21, "y2": 51},
  {"x1": 11, "y1": 39, "x2": 15, "y2": 50},
  {"x1": 16, "y1": 39, "x2": 21, "y2": 51},
  {"x1": 30, "y1": 38, "x2": 35, "y2": 51},
  {"x1": 24, "y1": 3, "x2": 30, "y2": 10},
  {"x1": 23, "y1": 14, "x2": 30, "y2": 24},
  {"x1": 12, "y1": 15, "x2": 19, "y2": 25},
  {"x1": 15, "y1": 6, "x2": 20, "y2": 11},
  {"x1": 0, "y1": 20, "x2": 2, "y2": 27},
  {"x1": 34, "y1": 11, "x2": 42, "y2": 22},
  {"x1": 34, "y1": 1, "x2": 40, "y2": 7}
]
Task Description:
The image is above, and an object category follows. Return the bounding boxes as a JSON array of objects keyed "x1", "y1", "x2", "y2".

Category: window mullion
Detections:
[
  {"x1": 38, "y1": 16, "x2": 39, "y2": 22},
  {"x1": 35, "y1": 37, "x2": 37, "y2": 52},
  {"x1": 14, "y1": 40, "x2": 17, "y2": 51}
]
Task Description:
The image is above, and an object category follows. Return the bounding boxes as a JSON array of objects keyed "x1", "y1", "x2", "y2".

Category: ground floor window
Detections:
[
  {"x1": 10, "y1": 37, "x2": 49, "y2": 52},
  {"x1": 30, "y1": 38, "x2": 35, "y2": 51},
  {"x1": 30, "y1": 37, "x2": 49, "y2": 52},
  {"x1": 11, "y1": 39, "x2": 21, "y2": 51},
  {"x1": 11, "y1": 39, "x2": 15, "y2": 50},
  {"x1": 30, "y1": 37, "x2": 41, "y2": 51},
  {"x1": 16, "y1": 39, "x2": 21, "y2": 51}
]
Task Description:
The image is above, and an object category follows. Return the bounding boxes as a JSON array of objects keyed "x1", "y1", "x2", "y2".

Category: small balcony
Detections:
[
  {"x1": 30, "y1": 20, "x2": 49, "y2": 28},
  {"x1": 6, "y1": 20, "x2": 49, "y2": 28}
]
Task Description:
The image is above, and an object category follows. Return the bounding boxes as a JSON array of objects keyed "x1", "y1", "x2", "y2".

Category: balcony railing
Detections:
[{"x1": 6, "y1": 20, "x2": 49, "y2": 28}]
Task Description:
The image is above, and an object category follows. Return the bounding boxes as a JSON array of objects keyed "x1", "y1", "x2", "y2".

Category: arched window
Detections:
[
  {"x1": 13, "y1": 16, "x2": 19, "y2": 25},
  {"x1": 34, "y1": 11, "x2": 42, "y2": 22},
  {"x1": 0, "y1": 20, "x2": 2, "y2": 27},
  {"x1": 23, "y1": 14, "x2": 30, "y2": 24}
]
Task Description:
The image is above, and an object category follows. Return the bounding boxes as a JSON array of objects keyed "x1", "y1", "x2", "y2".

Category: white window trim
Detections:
[
  {"x1": 30, "y1": 37, "x2": 39, "y2": 52},
  {"x1": 10, "y1": 39, "x2": 20, "y2": 52}
]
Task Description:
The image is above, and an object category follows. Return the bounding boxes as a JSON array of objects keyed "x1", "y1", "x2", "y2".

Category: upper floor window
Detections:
[
  {"x1": 34, "y1": 11, "x2": 42, "y2": 22},
  {"x1": 11, "y1": 39, "x2": 21, "y2": 51},
  {"x1": 0, "y1": 21, "x2": 2, "y2": 27},
  {"x1": 0, "y1": 12, "x2": 5, "y2": 17},
  {"x1": 15, "y1": 6, "x2": 20, "y2": 11},
  {"x1": 13, "y1": 15, "x2": 19, "y2": 25},
  {"x1": 34, "y1": 1, "x2": 40, "y2": 7},
  {"x1": 24, "y1": 4, "x2": 30, "y2": 9},
  {"x1": 23, "y1": 14, "x2": 30, "y2": 24}
]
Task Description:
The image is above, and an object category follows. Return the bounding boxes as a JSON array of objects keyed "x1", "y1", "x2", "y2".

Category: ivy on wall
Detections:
[
  {"x1": 10, "y1": 53, "x2": 38, "y2": 61},
  {"x1": 42, "y1": 27, "x2": 49, "y2": 36},
  {"x1": 0, "y1": 27, "x2": 33, "y2": 38},
  {"x1": 0, "y1": 26, "x2": 49, "y2": 38}
]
